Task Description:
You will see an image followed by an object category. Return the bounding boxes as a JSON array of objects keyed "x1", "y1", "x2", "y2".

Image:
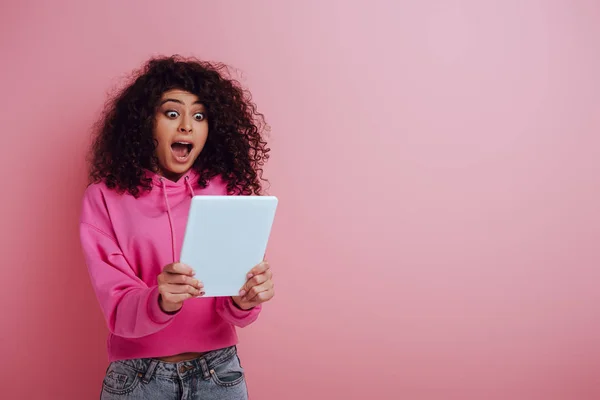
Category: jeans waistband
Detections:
[{"x1": 115, "y1": 346, "x2": 237, "y2": 383}]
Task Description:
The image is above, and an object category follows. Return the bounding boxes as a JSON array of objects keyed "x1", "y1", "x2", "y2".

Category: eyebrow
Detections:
[{"x1": 160, "y1": 98, "x2": 204, "y2": 107}]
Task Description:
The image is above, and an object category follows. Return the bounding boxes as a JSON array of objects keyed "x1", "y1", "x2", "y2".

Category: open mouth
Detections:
[{"x1": 171, "y1": 141, "x2": 194, "y2": 160}]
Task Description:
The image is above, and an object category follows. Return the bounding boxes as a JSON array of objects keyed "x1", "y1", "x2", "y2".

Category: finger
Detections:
[
  {"x1": 165, "y1": 274, "x2": 203, "y2": 289},
  {"x1": 247, "y1": 273, "x2": 268, "y2": 289},
  {"x1": 164, "y1": 262, "x2": 195, "y2": 276},
  {"x1": 160, "y1": 292, "x2": 196, "y2": 304},
  {"x1": 159, "y1": 272, "x2": 202, "y2": 289},
  {"x1": 243, "y1": 280, "x2": 274, "y2": 303},
  {"x1": 239, "y1": 269, "x2": 273, "y2": 297},
  {"x1": 162, "y1": 283, "x2": 204, "y2": 296},
  {"x1": 245, "y1": 288, "x2": 275, "y2": 307},
  {"x1": 246, "y1": 261, "x2": 270, "y2": 280}
]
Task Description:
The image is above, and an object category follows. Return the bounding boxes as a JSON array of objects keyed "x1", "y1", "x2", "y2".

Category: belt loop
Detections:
[
  {"x1": 199, "y1": 357, "x2": 210, "y2": 380},
  {"x1": 142, "y1": 360, "x2": 159, "y2": 384}
]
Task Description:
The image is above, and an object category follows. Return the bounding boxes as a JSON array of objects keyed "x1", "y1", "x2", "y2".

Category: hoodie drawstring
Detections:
[
  {"x1": 185, "y1": 175, "x2": 196, "y2": 197},
  {"x1": 161, "y1": 179, "x2": 177, "y2": 263},
  {"x1": 161, "y1": 176, "x2": 196, "y2": 263}
]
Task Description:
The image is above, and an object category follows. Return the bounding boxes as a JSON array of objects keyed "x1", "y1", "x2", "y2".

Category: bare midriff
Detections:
[{"x1": 156, "y1": 352, "x2": 206, "y2": 362}]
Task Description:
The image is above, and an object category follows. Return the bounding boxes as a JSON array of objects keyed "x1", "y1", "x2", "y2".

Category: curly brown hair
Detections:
[{"x1": 88, "y1": 55, "x2": 270, "y2": 197}]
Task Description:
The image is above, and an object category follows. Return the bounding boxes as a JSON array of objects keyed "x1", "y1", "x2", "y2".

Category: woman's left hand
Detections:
[{"x1": 231, "y1": 261, "x2": 274, "y2": 310}]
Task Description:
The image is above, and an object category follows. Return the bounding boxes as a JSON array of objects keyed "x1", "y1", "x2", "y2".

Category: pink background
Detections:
[{"x1": 1, "y1": 1, "x2": 599, "y2": 399}]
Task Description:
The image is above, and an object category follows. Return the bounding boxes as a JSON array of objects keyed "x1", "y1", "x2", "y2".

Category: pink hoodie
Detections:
[{"x1": 79, "y1": 169, "x2": 261, "y2": 362}]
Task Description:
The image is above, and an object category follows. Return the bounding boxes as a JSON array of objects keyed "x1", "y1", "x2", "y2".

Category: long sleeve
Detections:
[
  {"x1": 215, "y1": 297, "x2": 262, "y2": 327},
  {"x1": 80, "y1": 222, "x2": 177, "y2": 338}
]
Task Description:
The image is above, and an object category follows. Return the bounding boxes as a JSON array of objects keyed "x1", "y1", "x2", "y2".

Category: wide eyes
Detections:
[{"x1": 165, "y1": 110, "x2": 206, "y2": 121}]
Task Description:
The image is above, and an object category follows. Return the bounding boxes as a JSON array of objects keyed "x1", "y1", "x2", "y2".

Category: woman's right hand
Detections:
[{"x1": 157, "y1": 262, "x2": 204, "y2": 313}]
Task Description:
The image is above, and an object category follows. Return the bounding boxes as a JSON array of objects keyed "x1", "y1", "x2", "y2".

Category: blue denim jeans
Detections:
[{"x1": 100, "y1": 346, "x2": 248, "y2": 399}]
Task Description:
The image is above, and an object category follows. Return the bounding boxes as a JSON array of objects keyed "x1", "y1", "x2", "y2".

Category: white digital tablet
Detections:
[{"x1": 179, "y1": 195, "x2": 278, "y2": 297}]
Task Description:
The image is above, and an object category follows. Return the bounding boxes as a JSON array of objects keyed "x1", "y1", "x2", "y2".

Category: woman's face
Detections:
[{"x1": 153, "y1": 89, "x2": 209, "y2": 181}]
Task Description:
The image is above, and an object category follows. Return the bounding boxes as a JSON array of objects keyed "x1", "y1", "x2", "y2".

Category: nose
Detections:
[{"x1": 178, "y1": 115, "x2": 193, "y2": 133}]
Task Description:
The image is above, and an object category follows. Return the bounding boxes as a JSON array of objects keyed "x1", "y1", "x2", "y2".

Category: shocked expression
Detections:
[{"x1": 153, "y1": 89, "x2": 209, "y2": 181}]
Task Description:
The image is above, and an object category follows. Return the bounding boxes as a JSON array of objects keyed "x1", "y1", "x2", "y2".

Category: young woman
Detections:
[{"x1": 79, "y1": 55, "x2": 274, "y2": 399}]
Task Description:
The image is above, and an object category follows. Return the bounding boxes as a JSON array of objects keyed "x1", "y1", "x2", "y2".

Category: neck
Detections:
[{"x1": 155, "y1": 168, "x2": 189, "y2": 183}]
